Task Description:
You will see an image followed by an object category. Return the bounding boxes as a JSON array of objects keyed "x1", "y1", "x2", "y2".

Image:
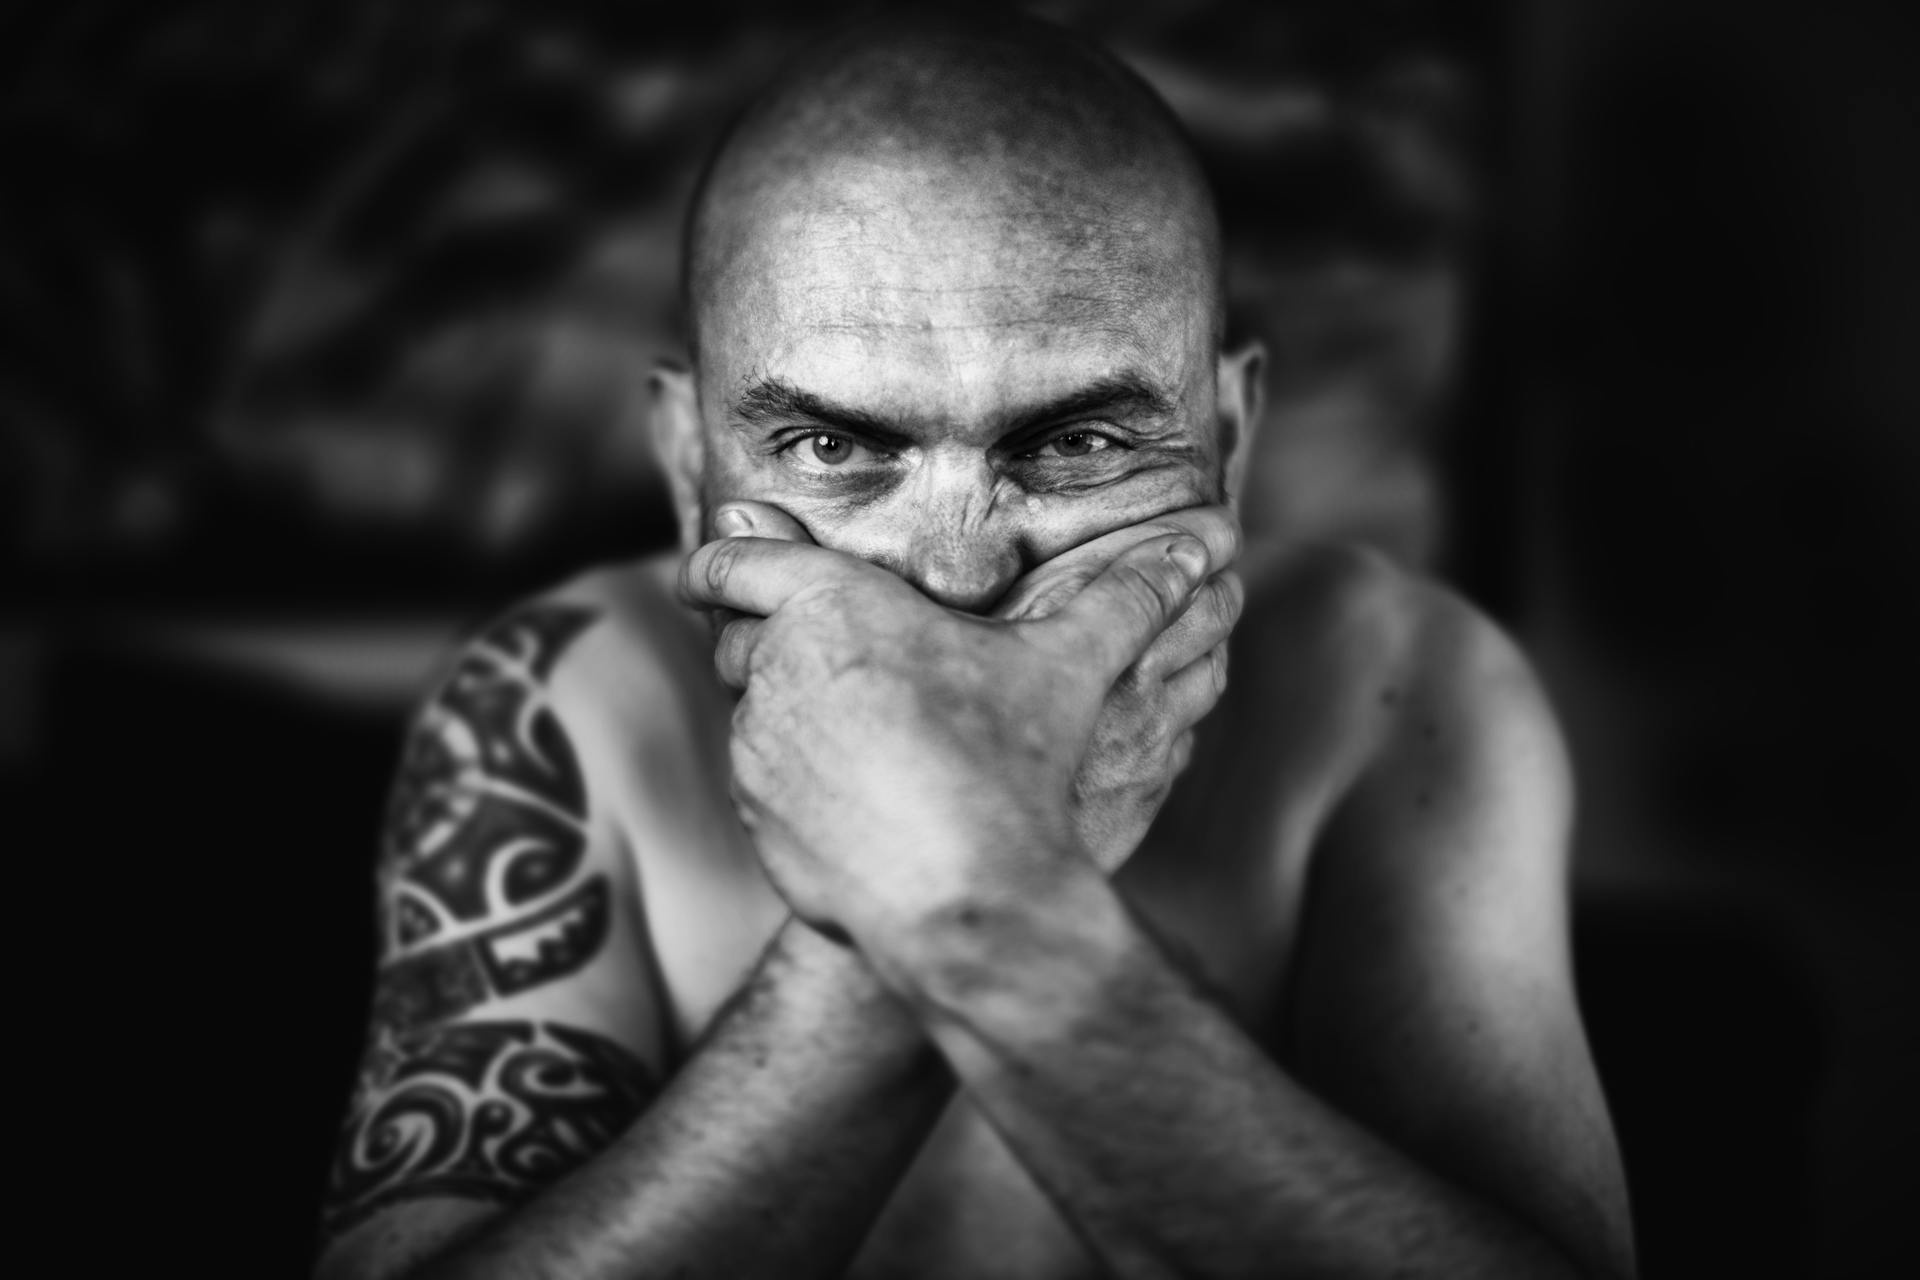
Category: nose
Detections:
[
  {"x1": 898, "y1": 522, "x2": 1025, "y2": 614},
  {"x1": 867, "y1": 457, "x2": 1026, "y2": 613}
]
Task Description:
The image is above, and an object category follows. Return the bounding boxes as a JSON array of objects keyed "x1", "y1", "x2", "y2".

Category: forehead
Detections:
[{"x1": 698, "y1": 156, "x2": 1211, "y2": 420}]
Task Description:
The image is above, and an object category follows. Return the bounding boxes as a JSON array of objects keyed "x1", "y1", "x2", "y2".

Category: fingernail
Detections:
[
  {"x1": 1166, "y1": 537, "x2": 1209, "y2": 584},
  {"x1": 715, "y1": 507, "x2": 751, "y2": 537}
]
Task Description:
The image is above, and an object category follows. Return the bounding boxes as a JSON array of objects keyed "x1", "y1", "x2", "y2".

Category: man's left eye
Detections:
[{"x1": 1022, "y1": 430, "x2": 1117, "y2": 459}]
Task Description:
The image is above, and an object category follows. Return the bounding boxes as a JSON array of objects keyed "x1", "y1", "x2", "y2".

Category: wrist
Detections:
[
  {"x1": 863, "y1": 846, "x2": 1136, "y2": 1034},
  {"x1": 764, "y1": 916, "x2": 933, "y2": 1065}
]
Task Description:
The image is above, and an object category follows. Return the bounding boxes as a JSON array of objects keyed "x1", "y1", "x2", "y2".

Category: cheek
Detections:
[
  {"x1": 697, "y1": 444, "x2": 849, "y2": 542},
  {"x1": 703, "y1": 455, "x2": 917, "y2": 558},
  {"x1": 701, "y1": 438, "x2": 1218, "y2": 574},
  {"x1": 1013, "y1": 466, "x2": 1220, "y2": 563}
]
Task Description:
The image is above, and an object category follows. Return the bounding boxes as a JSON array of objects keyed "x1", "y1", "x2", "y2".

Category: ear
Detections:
[
  {"x1": 648, "y1": 362, "x2": 707, "y2": 552},
  {"x1": 1215, "y1": 340, "x2": 1267, "y2": 509}
]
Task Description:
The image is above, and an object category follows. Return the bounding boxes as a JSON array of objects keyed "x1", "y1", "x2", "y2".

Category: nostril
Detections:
[
  {"x1": 907, "y1": 556, "x2": 1023, "y2": 615},
  {"x1": 913, "y1": 576, "x2": 1014, "y2": 615}
]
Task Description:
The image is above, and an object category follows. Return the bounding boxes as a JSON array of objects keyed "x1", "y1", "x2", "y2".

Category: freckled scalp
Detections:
[{"x1": 682, "y1": 9, "x2": 1223, "y2": 360}]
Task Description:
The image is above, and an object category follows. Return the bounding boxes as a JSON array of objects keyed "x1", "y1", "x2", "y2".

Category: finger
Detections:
[
  {"x1": 698, "y1": 506, "x2": 811, "y2": 649},
  {"x1": 713, "y1": 614, "x2": 765, "y2": 689},
  {"x1": 713, "y1": 500, "x2": 814, "y2": 545},
  {"x1": 679, "y1": 535, "x2": 889, "y2": 616},
  {"x1": 1168, "y1": 728, "x2": 1197, "y2": 779},
  {"x1": 996, "y1": 504, "x2": 1241, "y2": 622},
  {"x1": 1162, "y1": 642, "x2": 1231, "y2": 732},
  {"x1": 1136, "y1": 570, "x2": 1244, "y2": 681},
  {"x1": 1039, "y1": 516, "x2": 1241, "y2": 679}
]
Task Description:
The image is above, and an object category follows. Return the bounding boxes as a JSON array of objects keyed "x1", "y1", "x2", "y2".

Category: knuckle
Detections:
[
  {"x1": 1185, "y1": 577, "x2": 1238, "y2": 646},
  {"x1": 729, "y1": 730, "x2": 768, "y2": 790},
  {"x1": 1122, "y1": 559, "x2": 1186, "y2": 624},
  {"x1": 1169, "y1": 729, "x2": 1196, "y2": 775},
  {"x1": 1194, "y1": 507, "x2": 1244, "y2": 563},
  {"x1": 714, "y1": 628, "x2": 748, "y2": 686},
  {"x1": 1213, "y1": 571, "x2": 1246, "y2": 630},
  {"x1": 1127, "y1": 635, "x2": 1166, "y2": 684},
  {"x1": 701, "y1": 537, "x2": 744, "y2": 596}
]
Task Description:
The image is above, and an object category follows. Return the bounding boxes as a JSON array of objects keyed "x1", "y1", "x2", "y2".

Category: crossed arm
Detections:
[
  {"x1": 315, "y1": 509, "x2": 1631, "y2": 1280},
  {"x1": 313, "y1": 603, "x2": 963, "y2": 1280}
]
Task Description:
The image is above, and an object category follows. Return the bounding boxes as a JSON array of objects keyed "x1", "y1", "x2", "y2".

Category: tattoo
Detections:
[
  {"x1": 369, "y1": 601, "x2": 606, "y2": 1035},
  {"x1": 372, "y1": 602, "x2": 599, "y2": 1028},
  {"x1": 382, "y1": 604, "x2": 600, "y2": 947},
  {"x1": 372, "y1": 877, "x2": 614, "y2": 1031},
  {"x1": 323, "y1": 604, "x2": 643, "y2": 1240},
  {"x1": 322, "y1": 1020, "x2": 655, "y2": 1239}
]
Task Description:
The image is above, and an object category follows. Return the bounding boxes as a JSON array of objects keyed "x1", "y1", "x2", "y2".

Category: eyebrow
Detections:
[{"x1": 729, "y1": 372, "x2": 1176, "y2": 442}]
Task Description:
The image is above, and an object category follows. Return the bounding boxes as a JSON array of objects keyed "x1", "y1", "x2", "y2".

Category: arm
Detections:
[
  {"x1": 700, "y1": 530, "x2": 1633, "y2": 1280},
  {"x1": 323, "y1": 504, "x2": 1243, "y2": 1280},
  {"x1": 314, "y1": 597, "x2": 952, "y2": 1280},
  {"x1": 405, "y1": 918, "x2": 955, "y2": 1280},
  {"x1": 863, "y1": 589, "x2": 1633, "y2": 1280}
]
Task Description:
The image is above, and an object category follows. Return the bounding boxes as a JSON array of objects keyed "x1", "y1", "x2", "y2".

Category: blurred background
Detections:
[{"x1": 3, "y1": 0, "x2": 1913, "y2": 1274}]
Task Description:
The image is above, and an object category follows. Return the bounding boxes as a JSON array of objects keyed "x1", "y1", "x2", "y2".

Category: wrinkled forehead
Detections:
[{"x1": 696, "y1": 155, "x2": 1215, "y2": 411}]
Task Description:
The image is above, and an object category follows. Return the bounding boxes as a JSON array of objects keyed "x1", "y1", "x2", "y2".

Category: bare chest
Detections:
[
  {"x1": 627, "y1": 590, "x2": 1351, "y2": 1275},
  {"x1": 636, "y1": 750, "x2": 1326, "y2": 1278}
]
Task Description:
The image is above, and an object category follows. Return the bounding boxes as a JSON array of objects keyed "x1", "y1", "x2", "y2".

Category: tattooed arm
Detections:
[{"x1": 314, "y1": 590, "x2": 952, "y2": 1280}]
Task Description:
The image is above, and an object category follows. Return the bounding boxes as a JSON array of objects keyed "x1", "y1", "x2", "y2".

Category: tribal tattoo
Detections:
[
  {"x1": 324, "y1": 603, "x2": 646, "y2": 1238},
  {"x1": 380, "y1": 603, "x2": 600, "y2": 951},
  {"x1": 322, "y1": 1019, "x2": 656, "y2": 1238}
]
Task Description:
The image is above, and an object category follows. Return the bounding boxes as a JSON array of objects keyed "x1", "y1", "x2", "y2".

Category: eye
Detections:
[
  {"x1": 1021, "y1": 429, "x2": 1118, "y2": 460},
  {"x1": 785, "y1": 432, "x2": 876, "y2": 469}
]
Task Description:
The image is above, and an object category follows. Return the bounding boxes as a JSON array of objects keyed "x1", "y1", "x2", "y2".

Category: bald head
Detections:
[
  {"x1": 683, "y1": 10, "x2": 1222, "y2": 360},
  {"x1": 654, "y1": 12, "x2": 1259, "y2": 614}
]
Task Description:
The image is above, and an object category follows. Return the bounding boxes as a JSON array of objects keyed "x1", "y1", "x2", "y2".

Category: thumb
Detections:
[
  {"x1": 712, "y1": 500, "x2": 815, "y2": 545},
  {"x1": 701, "y1": 502, "x2": 815, "y2": 651},
  {"x1": 1036, "y1": 532, "x2": 1224, "y2": 681}
]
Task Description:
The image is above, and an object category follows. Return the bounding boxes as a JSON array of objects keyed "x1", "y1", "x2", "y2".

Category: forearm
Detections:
[
  {"x1": 868, "y1": 862, "x2": 1588, "y2": 1280},
  {"x1": 406, "y1": 920, "x2": 951, "y2": 1280}
]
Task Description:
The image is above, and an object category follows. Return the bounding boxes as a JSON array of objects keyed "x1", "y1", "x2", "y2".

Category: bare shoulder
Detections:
[
  {"x1": 494, "y1": 551, "x2": 731, "y2": 830},
  {"x1": 312, "y1": 555, "x2": 703, "y2": 1280},
  {"x1": 1253, "y1": 545, "x2": 1630, "y2": 1280},
  {"x1": 529, "y1": 552, "x2": 712, "y2": 721},
  {"x1": 1234, "y1": 538, "x2": 1569, "y2": 825}
]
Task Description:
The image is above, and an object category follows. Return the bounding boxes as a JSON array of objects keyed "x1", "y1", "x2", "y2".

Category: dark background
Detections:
[{"x1": 4, "y1": 1, "x2": 1914, "y2": 1275}]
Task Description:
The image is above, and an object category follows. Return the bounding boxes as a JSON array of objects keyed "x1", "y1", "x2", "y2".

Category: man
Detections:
[{"x1": 316, "y1": 12, "x2": 1633, "y2": 1280}]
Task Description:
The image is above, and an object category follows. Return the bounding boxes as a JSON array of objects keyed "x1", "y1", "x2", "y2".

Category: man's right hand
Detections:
[{"x1": 698, "y1": 502, "x2": 1244, "y2": 875}]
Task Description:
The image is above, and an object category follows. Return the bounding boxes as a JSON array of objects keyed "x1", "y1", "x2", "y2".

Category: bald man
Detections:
[{"x1": 315, "y1": 13, "x2": 1632, "y2": 1280}]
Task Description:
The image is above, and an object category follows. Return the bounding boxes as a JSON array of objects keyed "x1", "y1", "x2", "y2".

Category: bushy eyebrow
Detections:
[
  {"x1": 729, "y1": 372, "x2": 1176, "y2": 443},
  {"x1": 732, "y1": 379, "x2": 903, "y2": 439}
]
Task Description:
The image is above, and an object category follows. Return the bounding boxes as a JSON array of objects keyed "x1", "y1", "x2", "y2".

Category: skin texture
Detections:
[
  {"x1": 315, "y1": 12, "x2": 1633, "y2": 1280},
  {"x1": 664, "y1": 9, "x2": 1251, "y2": 615}
]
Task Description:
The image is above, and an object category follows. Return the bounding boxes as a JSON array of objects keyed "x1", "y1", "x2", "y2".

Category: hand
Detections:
[
  {"x1": 703, "y1": 503, "x2": 1244, "y2": 876},
  {"x1": 994, "y1": 511, "x2": 1243, "y2": 871},
  {"x1": 679, "y1": 509, "x2": 1241, "y2": 949}
]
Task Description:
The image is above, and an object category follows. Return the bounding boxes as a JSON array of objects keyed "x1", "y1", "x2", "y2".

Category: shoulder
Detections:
[
  {"x1": 438, "y1": 552, "x2": 710, "y2": 733},
  {"x1": 1237, "y1": 539, "x2": 1570, "y2": 836},
  {"x1": 413, "y1": 552, "x2": 722, "y2": 820},
  {"x1": 1263, "y1": 548, "x2": 1629, "y2": 1280}
]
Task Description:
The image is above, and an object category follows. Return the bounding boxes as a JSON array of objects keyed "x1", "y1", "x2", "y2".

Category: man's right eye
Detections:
[
  {"x1": 782, "y1": 432, "x2": 880, "y2": 471},
  {"x1": 808, "y1": 434, "x2": 856, "y2": 465}
]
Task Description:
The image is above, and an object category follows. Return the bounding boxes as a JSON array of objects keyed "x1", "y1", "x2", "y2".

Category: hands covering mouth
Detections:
[{"x1": 679, "y1": 501, "x2": 1243, "y2": 950}]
